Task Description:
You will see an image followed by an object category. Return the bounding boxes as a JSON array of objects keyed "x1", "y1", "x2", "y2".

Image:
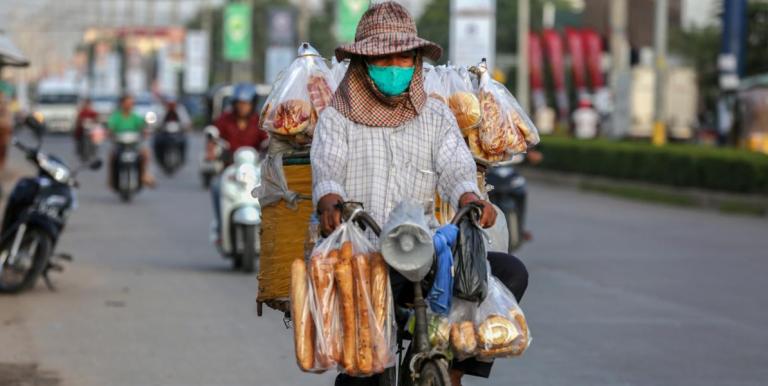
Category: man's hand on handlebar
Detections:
[
  {"x1": 318, "y1": 193, "x2": 343, "y2": 236},
  {"x1": 459, "y1": 192, "x2": 497, "y2": 228}
]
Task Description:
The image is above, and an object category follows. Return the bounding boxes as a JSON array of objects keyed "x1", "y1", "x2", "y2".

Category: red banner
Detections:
[
  {"x1": 528, "y1": 32, "x2": 544, "y2": 91},
  {"x1": 542, "y1": 29, "x2": 565, "y2": 92},
  {"x1": 565, "y1": 28, "x2": 586, "y2": 91},
  {"x1": 582, "y1": 28, "x2": 604, "y2": 89}
]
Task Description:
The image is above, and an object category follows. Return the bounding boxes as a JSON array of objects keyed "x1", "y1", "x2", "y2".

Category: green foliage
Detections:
[
  {"x1": 308, "y1": 0, "x2": 337, "y2": 59},
  {"x1": 537, "y1": 136, "x2": 768, "y2": 194},
  {"x1": 416, "y1": 0, "x2": 450, "y2": 63},
  {"x1": 745, "y1": 1, "x2": 768, "y2": 76}
]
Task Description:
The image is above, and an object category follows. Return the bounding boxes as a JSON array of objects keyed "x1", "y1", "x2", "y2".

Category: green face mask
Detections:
[{"x1": 367, "y1": 64, "x2": 415, "y2": 97}]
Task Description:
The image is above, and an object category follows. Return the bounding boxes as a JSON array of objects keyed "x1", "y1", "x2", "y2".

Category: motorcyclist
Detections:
[
  {"x1": 209, "y1": 83, "x2": 269, "y2": 243},
  {"x1": 159, "y1": 97, "x2": 192, "y2": 130},
  {"x1": 107, "y1": 94, "x2": 155, "y2": 187},
  {"x1": 310, "y1": 3, "x2": 528, "y2": 386},
  {"x1": 74, "y1": 97, "x2": 99, "y2": 156}
]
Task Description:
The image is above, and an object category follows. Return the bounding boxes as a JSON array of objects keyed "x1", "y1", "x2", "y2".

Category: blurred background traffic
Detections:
[{"x1": 0, "y1": 1, "x2": 766, "y2": 386}]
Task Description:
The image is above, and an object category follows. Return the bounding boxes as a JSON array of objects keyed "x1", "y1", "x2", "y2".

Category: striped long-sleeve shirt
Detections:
[{"x1": 311, "y1": 98, "x2": 481, "y2": 230}]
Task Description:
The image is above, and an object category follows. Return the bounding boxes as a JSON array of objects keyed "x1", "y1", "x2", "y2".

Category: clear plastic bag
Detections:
[
  {"x1": 424, "y1": 63, "x2": 448, "y2": 105},
  {"x1": 447, "y1": 298, "x2": 479, "y2": 361},
  {"x1": 475, "y1": 59, "x2": 540, "y2": 158},
  {"x1": 291, "y1": 258, "x2": 319, "y2": 372},
  {"x1": 308, "y1": 221, "x2": 396, "y2": 376},
  {"x1": 261, "y1": 42, "x2": 336, "y2": 145},
  {"x1": 330, "y1": 57, "x2": 350, "y2": 86},
  {"x1": 475, "y1": 275, "x2": 532, "y2": 360},
  {"x1": 444, "y1": 65, "x2": 482, "y2": 135}
]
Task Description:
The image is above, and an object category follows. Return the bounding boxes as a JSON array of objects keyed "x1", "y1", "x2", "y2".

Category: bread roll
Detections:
[
  {"x1": 310, "y1": 250, "x2": 340, "y2": 366},
  {"x1": 274, "y1": 99, "x2": 312, "y2": 135},
  {"x1": 334, "y1": 255, "x2": 357, "y2": 373},
  {"x1": 352, "y1": 254, "x2": 373, "y2": 374},
  {"x1": 450, "y1": 321, "x2": 477, "y2": 356},
  {"x1": 291, "y1": 259, "x2": 314, "y2": 371},
  {"x1": 370, "y1": 252, "x2": 390, "y2": 372},
  {"x1": 477, "y1": 315, "x2": 519, "y2": 349},
  {"x1": 448, "y1": 92, "x2": 482, "y2": 131}
]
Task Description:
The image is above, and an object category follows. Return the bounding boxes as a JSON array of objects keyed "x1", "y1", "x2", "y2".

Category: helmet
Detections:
[{"x1": 232, "y1": 83, "x2": 256, "y2": 104}]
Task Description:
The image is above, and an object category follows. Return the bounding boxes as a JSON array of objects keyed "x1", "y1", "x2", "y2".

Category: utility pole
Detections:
[
  {"x1": 652, "y1": 0, "x2": 668, "y2": 146},
  {"x1": 609, "y1": 0, "x2": 630, "y2": 139},
  {"x1": 516, "y1": 0, "x2": 530, "y2": 112}
]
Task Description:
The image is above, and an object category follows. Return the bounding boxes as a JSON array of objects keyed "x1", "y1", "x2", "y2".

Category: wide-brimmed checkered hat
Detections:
[{"x1": 335, "y1": 1, "x2": 443, "y2": 62}]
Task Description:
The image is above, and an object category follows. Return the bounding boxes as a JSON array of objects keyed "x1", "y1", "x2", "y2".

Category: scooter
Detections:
[
  {"x1": 153, "y1": 121, "x2": 187, "y2": 176},
  {"x1": 486, "y1": 164, "x2": 528, "y2": 253},
  {"x1": 111, "y1": 132, "x2": 143, "y2": 202},
  {"x1": 210, "y1": 130, "x2": 261, "y2": 273},
  {"x1": 0, "y1": 116, "x2": 102, "y2": 293},
  {"x1": 200, "y1": 126, "x2": 226, "y2": 189}
]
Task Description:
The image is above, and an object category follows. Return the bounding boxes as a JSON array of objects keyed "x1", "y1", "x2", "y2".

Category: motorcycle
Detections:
[
  {"x1": 200, "y1": 126, "x2": 226, "y2": 189},
  {"x1": 111, "y1": 132, "x2": 143, "y2": 202},
  {"x1": 210, "y1": 130, "x2": 261, "y2": 273},
  {"x1": 337, "y1": 201, "x2": 484, "y2": 386},
  {"x1": 76, "y1": 118, "x2": 105, "y2": 162},
  {"x1": 0, "y1": 116, "x2": 102, "y2": 293},
  {"x1": 153, "y1": 121, "x2": 187, "y2": 176},
  {"x1": 486, "y1": 164, "x2": 528, "y2": 253}
]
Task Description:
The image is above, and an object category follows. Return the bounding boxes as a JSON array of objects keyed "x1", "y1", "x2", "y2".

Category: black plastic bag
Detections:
[{"x1": 452, "y1": 217, "x2": 488, "y2": 302}]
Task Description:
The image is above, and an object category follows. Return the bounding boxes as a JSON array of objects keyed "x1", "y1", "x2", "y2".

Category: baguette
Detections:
[
  {"x1": 352, "y1": 253, "x2": 373, "y2": 374},
  {"x1": 334, "y1": 253, "x2": 357, "y2": 374},
  {"x1": 310, "y1": 250, "x2": 340, "y2": 367},
  {"x1": 370, "y1": 252, "x2": 390, "y2": 372},
  {"x1": 291, "y1": 259, "x2": 314, "y2": 371}
]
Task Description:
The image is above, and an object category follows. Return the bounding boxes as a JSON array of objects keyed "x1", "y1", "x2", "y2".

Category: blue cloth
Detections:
[{"x1": 428, "y1": 224, "x2": 459, "y2": 315}]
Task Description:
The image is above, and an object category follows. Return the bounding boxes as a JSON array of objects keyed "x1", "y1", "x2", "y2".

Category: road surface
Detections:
[{"x1": 1, "y1": 135, "x2": 766, "y2": 386}]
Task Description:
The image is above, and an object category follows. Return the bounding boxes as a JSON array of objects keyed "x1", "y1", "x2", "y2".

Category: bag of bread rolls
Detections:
[
  {"x1": 307, "y1": 220, "x2": 396, "y2": 377},
  {"x1": 260, "y1": 42, "x2": 336, "y2": 146},
  {"x1": 474, "y1": 59, "x2": 540, "y2": 161},
  {"x1": 474, "y1": 275, "x2": 531, "y2": 360},
  {"x1": 444, "y1": 66, "x2": 482, "y2": 136},
  {"x1": 447, "y1": 298, "x2": 479, "y2": 361}
]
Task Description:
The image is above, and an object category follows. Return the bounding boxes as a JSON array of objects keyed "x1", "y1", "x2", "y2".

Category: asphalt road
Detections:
[{"x1": 1, "y1": 134, "x2": 767, "y2": 386}]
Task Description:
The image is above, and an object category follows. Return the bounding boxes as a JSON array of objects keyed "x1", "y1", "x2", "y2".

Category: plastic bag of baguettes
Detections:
[
  {"x1": 290, "y1": 220, "x2": 396, "y2": 376},
  {"x1": 469, "y1": 59, "x2": 540, "y2": 163},
  {"x1": 261, "y1": 42, "x2": 336, "y2": 147},
  {"x1": 474, "y1": 275, "x2": 532, "y2": 360},
  {"x1": 444, "y1": 65, "x2": 482, "y2": 137}
]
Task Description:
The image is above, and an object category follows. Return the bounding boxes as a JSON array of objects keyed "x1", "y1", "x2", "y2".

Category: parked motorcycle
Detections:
[
  {"x1": 0, "y1": 116, "x2": 102, "y2": 293},
  {"x1": 486, "y1": 164, "x2": 528, "y2": 252},
  {"x1": 210, "y1": 130, "x2": 261, "y2": 273},
  {"x1": 153, "y1": 121, "x2": 187, "y2": 176},
  {"x1": 111, "y1": 132, "x2": 143, "y2": 202},
  {"x1": 200, "y1": 126, "x2": 227, "y2": 189}
]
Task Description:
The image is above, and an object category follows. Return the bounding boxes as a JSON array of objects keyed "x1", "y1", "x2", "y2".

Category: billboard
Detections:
[
  {"x1": 450, "y1": 0, "x2": 496, "y2": 68},
  {"x1": 184, "y1": 30, "x2": 210, "y2": 94},
  {"x1": 337, "y1": 0, "x2": 368, "y2": 43},
  {"x1": 223, "y1": 3, "x2": 252, "y2": 61}
]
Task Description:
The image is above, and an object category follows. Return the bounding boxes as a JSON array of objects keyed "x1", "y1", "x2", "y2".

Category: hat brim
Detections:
[{"x1": 335, "y1": 33, "x2": 443, "y2": 62}]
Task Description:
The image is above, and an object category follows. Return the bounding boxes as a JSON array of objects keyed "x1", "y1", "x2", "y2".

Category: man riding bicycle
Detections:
[{"x1": 310, "y1": 3, "x2": 528, "y2": 385}]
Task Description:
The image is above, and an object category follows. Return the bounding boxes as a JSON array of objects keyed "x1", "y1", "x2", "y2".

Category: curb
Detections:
[{"x1": 519, "y1": 166, "x2": 768, "y2": 217}]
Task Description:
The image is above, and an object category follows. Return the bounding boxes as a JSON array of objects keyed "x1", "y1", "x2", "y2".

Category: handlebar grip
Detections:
[{"x1": 450, "y1": 202, "x2": 483, "y2": 225}]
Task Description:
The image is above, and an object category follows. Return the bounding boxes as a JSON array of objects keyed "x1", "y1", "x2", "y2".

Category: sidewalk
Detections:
[{"x1": 520, "y1": 166, "x2": 768, "y2": 217}]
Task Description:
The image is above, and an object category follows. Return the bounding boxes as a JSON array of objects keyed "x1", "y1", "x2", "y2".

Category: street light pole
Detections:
[
  {"x1": 609, "y1": 0, "x2": 630, "y2": 139},
  {"x1": 652, "y1": 0, "x2": 668, "y2": 146},
  {"x1": 516, "y1": 0, "x2": 530, "y2": 112}
]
